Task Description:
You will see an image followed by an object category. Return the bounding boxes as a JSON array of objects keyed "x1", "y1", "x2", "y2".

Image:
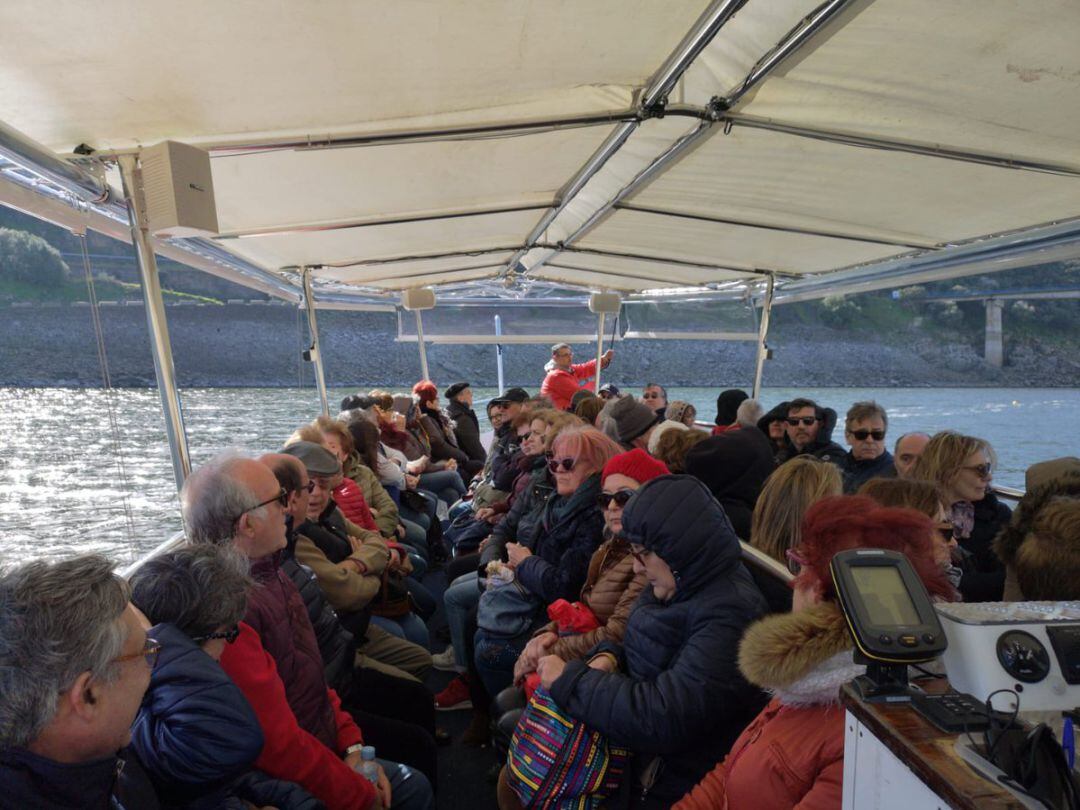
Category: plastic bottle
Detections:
[{"x1": 359, "y1": 745, "x2": 378, "y2": 785}]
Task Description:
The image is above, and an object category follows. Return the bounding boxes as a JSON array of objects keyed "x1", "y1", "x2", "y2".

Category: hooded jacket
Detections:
[
  {"x1": 684, "y1": 427, "x2": 776, "y2": 540},
  {"x1": 515, "y1": 473, "x2": 607, "y2": 604},
  {"x1": 0, "y1": 746, "x2": 159, "y2": 810},
  {"x1": 993, "y1": 470, "x2": 1080, "y2": 600},
  {"x1": 447, "y1": 398, "x2": 487, "y2": 464},
  {"x1": 549, "y1": 476, "x2": 768, "y2": 806},
  {"x1": 674, "y1": 602, "x2": 860, "y2": 810},
  {"x1": 130, "y1": 623, "x2": 263, "y2": 809},
  {"x1": 777, "y1": 407, "x2": 846, "y2": 466}
]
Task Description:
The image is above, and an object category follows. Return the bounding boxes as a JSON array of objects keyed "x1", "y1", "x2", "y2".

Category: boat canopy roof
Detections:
[{"x1": 2, "y1": 0, "x2": 1080, "y2": 309}]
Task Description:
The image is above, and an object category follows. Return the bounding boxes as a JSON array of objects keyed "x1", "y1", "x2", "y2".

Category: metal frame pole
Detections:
[
  {"x1": 116, "y1": 154, "x2": 191, "y2": 491},
  {"x1": 414, "y1": 310, "x2": 431, "y2": 380},
  {"x1": 494, "y1": 314, "x2": 505, "y2": 395},
  {"x1": 752, "y1": 274, "x2": 776, "y2": 400},
  {"x1": 301, "y1": 267, "x2": 330, "y2": 416},
  {"x1": 594, "y1": 312, "x2": 606, "y2": 391}
]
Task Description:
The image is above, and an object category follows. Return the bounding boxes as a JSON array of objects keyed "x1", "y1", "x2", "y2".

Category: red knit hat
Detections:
[{"x1": 602, "y1": 448, "x2": 670, "y2": 485}]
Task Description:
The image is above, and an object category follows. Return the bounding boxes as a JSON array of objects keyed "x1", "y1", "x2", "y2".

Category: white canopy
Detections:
[{"x1": 2, "y1": 0, "x2": 1080, "y2": 305}]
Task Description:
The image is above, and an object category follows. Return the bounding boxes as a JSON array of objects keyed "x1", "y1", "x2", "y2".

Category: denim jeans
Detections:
[
  {"x1": 474, "y1": 628, "x2": 530, "y2": 698},
  {"x1": 378, "y1": 758, "x2": 434, "y2": 810},
  {"x1": 400, "y1": 518, "x2": 429, "y2": 558},
  {"x1": 443, "y1": 571, "x2": 482, "y2": 668},
  {"x1": 418, "y1": 469, "x2": 466, "y2": 506},
  {"x1": 371, "y1": 613, "x2": 430, "y2": 648}
]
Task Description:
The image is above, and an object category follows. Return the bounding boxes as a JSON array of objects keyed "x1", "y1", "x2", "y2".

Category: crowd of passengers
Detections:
[{"x1": 2, "y1": 340, "x2": 1079, "y2": 810}]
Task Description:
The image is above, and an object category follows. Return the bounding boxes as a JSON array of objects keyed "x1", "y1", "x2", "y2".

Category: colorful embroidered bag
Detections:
[{"x1": 506, "y1": 686, "x2": 628, "y2": 809}]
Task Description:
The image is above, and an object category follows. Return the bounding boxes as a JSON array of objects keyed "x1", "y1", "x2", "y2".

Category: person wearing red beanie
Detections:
[{"x1": 602, "y1": 448, "x2": 670, "y2": 487}]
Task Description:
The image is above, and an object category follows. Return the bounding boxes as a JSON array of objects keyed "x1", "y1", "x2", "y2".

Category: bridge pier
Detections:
[{"x1": 984, "y1": 298, "x2": 1004, "y2": 367}]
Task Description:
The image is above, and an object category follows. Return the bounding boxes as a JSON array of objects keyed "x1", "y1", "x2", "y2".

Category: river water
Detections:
[{"x1": 2, "y1": 385, "x2": 1078, "y2": 567}]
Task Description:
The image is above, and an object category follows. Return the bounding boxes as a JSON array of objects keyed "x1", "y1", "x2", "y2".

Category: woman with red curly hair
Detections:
[
  {"x1": 412, "y1": 380, "x2": 482, "y2": 486},
  {"x1": 675, "y1": 496, "x2": 954, "y2": 810}
]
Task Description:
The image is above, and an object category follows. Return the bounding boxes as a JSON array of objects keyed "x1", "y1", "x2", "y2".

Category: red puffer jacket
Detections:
[
  {"x1": 332, "y1": 478, "x2": 378, "y2": 532},
  {"x1": 220, "y1": 622, "x2": 375, "y2": 810}
]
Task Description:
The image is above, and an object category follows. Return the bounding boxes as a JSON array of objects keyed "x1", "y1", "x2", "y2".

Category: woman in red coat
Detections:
[{"x1": 675, "y1": 496, "x2": 955, "y2": 810}]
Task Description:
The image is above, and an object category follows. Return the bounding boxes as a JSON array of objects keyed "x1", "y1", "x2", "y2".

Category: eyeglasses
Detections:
[
  {"x1": 232, "y1": 488, "x2": 288, "y2": 523},
  {"x1": 630, "y1": 545, "x2": 651, "y2": 565},
  {"x1": 546, "y1": 456, "x2": 577, "y2": 474},
  {"x1": 112, "y1": 636, "x2": 162, "y2": 669},
  {"x1": 962, "y1": 463, "x2": 993, "y2": 480},
  {"x1": 192, "y1": 625, "x2": 240, "y2": 645},
  {"x1": 293, "y1": 480, "x2": 316, "y2": 495},
  {"x1": 786, "y1": 417, "x2": 819, "y2": 427},
  {"x1": 935, "y1": 522, "x2": 955, "y2": 542},
  {"x1": 597, "y1": 489, "x2": 635, "y2": 509},
  {"x1": 849, "y1": 429, "x2": 886, "y2": 441}
]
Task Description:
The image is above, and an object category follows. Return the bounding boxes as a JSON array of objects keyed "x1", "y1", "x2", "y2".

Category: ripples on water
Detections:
[{"x1": 2, "y1": 385, "x2": 1078, "y2": 566}]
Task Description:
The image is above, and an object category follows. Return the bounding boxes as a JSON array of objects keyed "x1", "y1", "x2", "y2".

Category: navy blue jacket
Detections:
[
  {"x1": 130, "y1": 623, "x2": 263, "y2": 808},
  {"x1": 840, "y1": 449, "x2": 897, "y2": 493},
  {"x1": 550, "y1": 476, "x2": 768, "y2": 806},
  {"x1": 0, "y1": 746, "x2": 158, "y2": 810},
  {"x1": 516, "y1": 473, "x2": 606, "y2": 604}
]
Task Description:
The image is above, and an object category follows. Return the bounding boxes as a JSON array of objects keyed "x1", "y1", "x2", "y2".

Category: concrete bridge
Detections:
[{"x1": 908, "y1": 286, "x2": 1080, "y2": 367}]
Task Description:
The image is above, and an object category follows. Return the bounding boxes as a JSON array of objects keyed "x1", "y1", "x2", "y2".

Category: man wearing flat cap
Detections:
[{"x1": 445, "y1": 382, "x2": 486, "y2": 467}]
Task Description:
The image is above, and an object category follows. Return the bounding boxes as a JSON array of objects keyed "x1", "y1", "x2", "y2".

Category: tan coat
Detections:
[
  {"x1": 294, "y1": 528, "x2": 390, "y2": 614},
  {"x1": 540, "y1": 537, "x2": 646, "y2": 661},
  {"x1": 345, "y1": 454, "x2": 399, "y2": 537}
]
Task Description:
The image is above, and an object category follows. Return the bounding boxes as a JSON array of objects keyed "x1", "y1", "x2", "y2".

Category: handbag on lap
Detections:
[{"x1": 506, "y1": 686, "x2": 628, "y2": 809}]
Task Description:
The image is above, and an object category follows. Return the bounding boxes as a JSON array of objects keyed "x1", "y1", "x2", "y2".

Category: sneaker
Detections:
[
  {"x1": 435, "y1": 674, "x2": 473, "y2": 711},
  {"x1": 432, "y1": 645, "x2": 459, "y2": 672}
]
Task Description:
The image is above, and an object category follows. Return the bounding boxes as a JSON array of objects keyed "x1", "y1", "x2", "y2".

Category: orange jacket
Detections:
[
  {"x1": 540, "y1": 359, "x2": 598, "y2": 410},
  {"x1": 674, "y1": 697, "x2": 844, "y2": 810}
]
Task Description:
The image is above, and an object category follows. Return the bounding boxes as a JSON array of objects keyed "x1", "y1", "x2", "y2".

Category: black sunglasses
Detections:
[
  {"x1": 297, "y1": 480, "x2": 316, "y2": 494},
  {"x1": 935, "y1": 522, "x2": 955, "y2": 542},
  {"x1": 786, "y1": 417, "x2": 820, "y2": 426},
  {"x1": 849, "y1": 429, "x2": 886, "y2": 441},
  {"x1": 597, "y1": 489, "x2": 635, "y2": 509},
  {"x1": 233, "y1": 488, "x2": 288, "y2": 523},
  {"x1": 193, "y1": 625, "x2": 240, "y2": 645},
  {"x1": 546, "y1": 456, "x2": 577, "y2": 474}
]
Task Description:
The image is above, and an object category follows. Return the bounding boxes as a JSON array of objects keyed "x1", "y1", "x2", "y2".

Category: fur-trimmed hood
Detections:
[
  {"x1": 738, "y1": 601, "x2": 861, "y2": 707},
  {"x1": 993, "y1": 470, "x2": 1080, "y2": 566}
]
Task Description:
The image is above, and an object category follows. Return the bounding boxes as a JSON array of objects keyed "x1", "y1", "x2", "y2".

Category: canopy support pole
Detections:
[
  {"x1": 117, "y1": 154, "x2": 191, "y2": 492},
  {"x1": 594, "y1": 312, "x2": 607, "y2": 392},
  {"x1": 415, "y1": 310, "x2": 430, "y2": 380},
  {"x1": 301, "y1": 267, "x2": 330, "y2": 417},
  {"x1": 494, "y1": 314, "x2": 505, "y2": 395},
  {"x1": 752, "y1": 274, "x2": 775, "y2": 400}
]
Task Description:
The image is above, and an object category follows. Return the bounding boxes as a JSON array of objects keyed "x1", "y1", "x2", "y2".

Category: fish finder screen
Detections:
[{"x1": 851, "y1": 566, "x2": 920, "y2": 626}]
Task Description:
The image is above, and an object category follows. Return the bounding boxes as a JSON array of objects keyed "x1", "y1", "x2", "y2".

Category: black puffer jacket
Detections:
[
  {"x1": 683, "y1": 427, "x2": 776, "y2": 539},
  {"x1": 480, "y1": 463, "x2": 554, "y2": 568},
  {"x1": 0, "y1": 746, "x2": 160, "y2": 810},
  {"x1": 550, "y1": 476, "x2": 768, "y2": 807},
  {"x1": 777, "y1": 406, "x2": 846, "y2": 466}
]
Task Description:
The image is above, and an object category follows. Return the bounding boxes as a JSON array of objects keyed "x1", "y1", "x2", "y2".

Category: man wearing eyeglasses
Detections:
[
  {"x1": 540, "y1": 342, "x2": 614, "y2": 411},
  {"x1": 778, "y1": 397, "x2": 846, "y2": 466},
  {"x1": 838, "y1": 401, "x2": 897, "y2": 493},
  {"x1": 0, "y1": 554, "x2": 161, "y2": 809}
]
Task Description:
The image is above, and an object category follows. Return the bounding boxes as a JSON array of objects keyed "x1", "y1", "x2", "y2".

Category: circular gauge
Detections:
[{"x1": 996, "y1": 630, "x2": 1051, "y2": 684}]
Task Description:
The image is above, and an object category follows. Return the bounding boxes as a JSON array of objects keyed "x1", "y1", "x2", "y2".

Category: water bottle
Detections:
[{"x1": 359, "y1": 745, "x2": 378, "y2": 785}]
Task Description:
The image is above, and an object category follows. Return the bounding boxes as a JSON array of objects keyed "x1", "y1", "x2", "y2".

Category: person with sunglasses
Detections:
[
  {"x1": 838, "y1": 400, "x2": 897, "y2": 493},
  {"x1": 512, "y1": 448, "x2": 667, "y2": 690},
  {"x1": 129, "y1": 545, "x2": 321, "y2": 810},
  {"x1": 536, "y1": 475, "x2": 768, "y2": 808},
  {"x1": 0, "y1": 554, "x2": 161, "y2": 810},
  {"x1": 777, "y1": 398, "x2": 846, "y2": 466},
  {"x1": 913, "y1": 431, "x2": 1011, "y2": 602},
  {"x1": 540, "y1": 342, "x2": 614, "y2": 411}
]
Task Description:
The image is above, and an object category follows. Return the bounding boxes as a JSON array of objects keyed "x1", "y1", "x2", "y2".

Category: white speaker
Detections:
[
  {"x1": 140, "y1": 141, "x2": 219, "y2": 238},
  {"x1": 401, "y1": 287, "x2": 436, "y2": 311},
  {"x1": 588, "y1": 292, "x2": 621, "y2": 314}
]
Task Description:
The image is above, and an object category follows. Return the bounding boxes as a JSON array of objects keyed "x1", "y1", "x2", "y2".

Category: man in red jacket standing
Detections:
[{"x1": 540, "y1": 342, "x2": 614, "y2": 410}]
